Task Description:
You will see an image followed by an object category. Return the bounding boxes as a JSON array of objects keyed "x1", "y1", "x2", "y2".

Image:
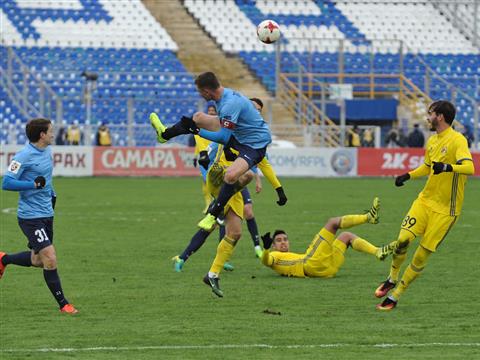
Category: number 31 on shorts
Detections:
[{"x1": 35, "y1": 228, "x2": 50, "y2": 243}]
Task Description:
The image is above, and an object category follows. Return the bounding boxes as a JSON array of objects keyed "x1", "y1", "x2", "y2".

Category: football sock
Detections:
[
  {"x1": 2, "y1": 251, "x2": 32, "y2": 267},
  {"x1": 210, "y1": 236, "x2": 238, "y2": 274},
  {"x1": 389, "y1": 252, "x2": 407, "y2": 282},
  {"x1": 180, "y1": 229, "x2": 211, "y2": 261},
  {"x1": 350, "y1": 237, "x2": 378, "y2": 256},
  {"x1": 246, "y1": 218, "x2": 260, "y2": 247},
  {"x1": 389, "y1": 231, "x2": 415, "y2": 281},
  {"x1": 209, "y1": 183, "x2": 237, "y2": 218},
  {"x1": 219, "y1": 224, "x2": 226, "y2": 242},
  {"x1": 391, "y1": 246, "x2": 431, "y2": 300},
  {"x1": 339, "y1": 214, "x2": 368, "y2": 229},
  {"x1": 43, "y1": 269, "x2": 69, "y2": 308},
  {"x1": 162, "y1": 122, "x2": 190, "y2": 140}
]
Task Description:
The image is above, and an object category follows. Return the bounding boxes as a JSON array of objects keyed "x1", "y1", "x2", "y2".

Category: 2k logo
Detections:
[{"x1": 382, "y1": 153, "x2": 409, "y2": 169}]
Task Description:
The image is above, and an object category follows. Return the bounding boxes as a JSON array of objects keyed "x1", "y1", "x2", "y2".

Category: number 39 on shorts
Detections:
[{"x1": 402, "y1": 215, "x2": 417, "y2": 229}]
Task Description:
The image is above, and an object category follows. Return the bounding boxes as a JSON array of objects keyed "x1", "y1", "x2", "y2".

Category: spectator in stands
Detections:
[
  {"x1": 407, "y1": 124, "x2": 425, "y2": 148},
  {"x1": 385, "y1": 127, "x2": 401, "y2": 148},
  {"x1": 55, "y1": 126, "x2": 66, "y2": 146},
  {"x1": 362, "y1": 128, "x2": 375, "y2": 147},
  {"x1": 67, "y1": 121, "x2": 82, "y2": 145},
  {"x1": 462, "y1": 126, "x2": 474, "y2": 148},
  {"x1": 96, "y1": 123, "x2": 112, "y2": 146},
  {"x1": 347, "y1": 125, "x2": 361, "y2": 147}
]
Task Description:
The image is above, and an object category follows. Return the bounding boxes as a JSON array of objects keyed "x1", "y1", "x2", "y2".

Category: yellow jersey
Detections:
[
  {"x1": 261, "y1": 249, "x2": 305, "y2": 277},
  {"x1": 194, "y1": 135, "x2": 211, "y2": 155},
  {"x1": 417, "y1": 127, "x2": 473, "y2": 216}
]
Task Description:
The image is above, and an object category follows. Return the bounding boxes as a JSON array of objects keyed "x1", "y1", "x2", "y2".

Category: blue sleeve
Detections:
[
  {"x1": 251, "y1": 166, "x2": 258, "y2": 174},
  {"x1": 199, "y1": 128, "x2": 232, "y2": 145},
  {"x1": 220, "y1": 97, "x2": 242, "y2": 125},
  {"x1": 2, "y1": 175, "x2": 36, "y2": 191}
]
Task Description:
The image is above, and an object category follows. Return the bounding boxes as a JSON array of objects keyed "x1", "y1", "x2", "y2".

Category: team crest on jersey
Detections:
[
  {"x1": 441, "y1": 146, "x2": 448, "y2": 155},
  {"x1": 221, "y1": 116, "x2": 235, "y2": 129},
  {"x1": 8, "y1": 160, "x2": 22, "y2": 174}
]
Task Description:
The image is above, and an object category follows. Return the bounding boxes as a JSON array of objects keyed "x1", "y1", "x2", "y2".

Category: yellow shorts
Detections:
[
  {"x1": 224, "y1": 192, "x2": 244, "y2": 219},
  {"x1": 206, "y1": 167, "x2": 244, "y2": 220},
  {"x1": 400, "y1": 199, "x2": 457, "y2": 252},
  {"x1": 303, "y1": 228, "x2": 346, "y2": 278}
]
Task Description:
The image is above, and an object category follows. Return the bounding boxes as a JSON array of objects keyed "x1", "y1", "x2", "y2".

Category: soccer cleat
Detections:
[
  {"x1": 172, "y1": 255, "x2": 184, "y2": 272},
  {"x1": 374, "y1": 278, "x2": 397, "y2": 298},
  {"x1": 198, "y1": 214, "x2": 217, "y2": 232},
  {"x1": 376, "y1": 296, "x2": 397, "y2": 311},
  {"x1": 60, "y1": 304, "x2": 79, "y2": 314},
  {"x1": 223, "y1": 262, "x2": 234, "y2": 271},
  {"x1": 254, "y1": 245, "x2": 263, "y2": 258},
  {"x1": 203, "y1": 274, "x2": 223, "y2": 298},
  {"x1": 149, "y1": 112, "x2": 167, "y2": 143},
  {"x1": 375, "y1": 241, "x2": 398, "y2": 261},
  {"x1": 366, "y1": 197, "x2": 381, "y2": 224},
  {"x1": 0, "y1": 252, "x2": 6, "y2": 279}
]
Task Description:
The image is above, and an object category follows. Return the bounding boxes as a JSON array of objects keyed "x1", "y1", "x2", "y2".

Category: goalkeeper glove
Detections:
[
  {"x1": 34, "y1": 176, "x2": 46, "y2": 189},
  {"x1": 395, "y1": 173, "x2": 410, "y2": 187},
  {"x1": 261, "y1": 232, "x2": 273, "y2": 250},
  {"x1": 275, "y1": 187, "x2": 287, "y2": 206},
  {"x1": 432, "y1": 162, "x2": 453, "y2": 175},
  {"x1": 198, "y1": 150, "x2": 210, "y2": 170}
]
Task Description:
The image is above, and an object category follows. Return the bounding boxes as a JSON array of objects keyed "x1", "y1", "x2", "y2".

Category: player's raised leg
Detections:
[{"x1": 0, "y1": 251, "x2": 33, "y2": 279}]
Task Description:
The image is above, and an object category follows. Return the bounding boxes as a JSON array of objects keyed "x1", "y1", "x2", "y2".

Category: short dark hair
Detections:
[
  {"x1": 273, "y1": 230, "x2": 287, "y2": 240},
  {"x1": 250, "y1": 97, "x2": 264, "y2": 109},
  {"x1": 26, "y1": 118, "x2": 51, "y2": 142},
  {"x1": 429, "y1": 100, "x2": 456, "y2": 125},
  {"x1": 195, "y1": 72, "x2": 220, "y2": 90}
]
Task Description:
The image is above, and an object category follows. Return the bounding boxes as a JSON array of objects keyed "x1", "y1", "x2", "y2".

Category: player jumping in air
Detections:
[
  {"x1": 150, "y1": 72, "x2": 278, "y2": 233},
  {"x1": 260, "y1": 198, "x2": 397, "y2": 278},
  {"x1": 375, "y1": 100, "x2": 475, "y2": 311},
  {"x1": 1, "y1": 118, "x2": 78, "y2": 314}
]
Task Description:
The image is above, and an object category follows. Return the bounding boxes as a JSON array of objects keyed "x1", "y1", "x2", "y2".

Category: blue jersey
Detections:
[
  {"x1": 5, "y1": 143, "x2": 54, "y2": 219},
  {"x1": 215, "y1": 88, "x2": 271, "y2": 149}
]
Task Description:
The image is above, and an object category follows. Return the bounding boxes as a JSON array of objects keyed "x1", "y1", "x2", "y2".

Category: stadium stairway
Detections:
[{"x1": 142, "y1": 0, "x2": 296, "y2": 125}]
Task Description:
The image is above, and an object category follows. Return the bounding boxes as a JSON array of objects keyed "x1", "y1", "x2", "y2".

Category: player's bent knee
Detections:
[{"x1": 337, "y1": 232, "x2": 353, "y2": 242}]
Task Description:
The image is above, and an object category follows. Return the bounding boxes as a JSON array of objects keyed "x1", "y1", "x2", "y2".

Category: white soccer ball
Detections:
[{"x1": 257, "y1": 20, "x2": 281, "y2": 44}]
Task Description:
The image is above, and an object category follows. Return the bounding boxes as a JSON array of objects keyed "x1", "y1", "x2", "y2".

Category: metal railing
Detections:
[{"x1": 3, "y1": 47, "x2": 63, "y2": 122}]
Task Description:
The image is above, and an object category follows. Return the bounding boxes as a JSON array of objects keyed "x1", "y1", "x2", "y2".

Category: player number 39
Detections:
[{"x1": 402, "y1": 215, "x2": 417, "y2": 229}]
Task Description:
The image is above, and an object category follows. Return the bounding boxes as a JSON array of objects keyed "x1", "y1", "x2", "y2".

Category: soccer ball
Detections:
[{"x1": 257, "y1": 20, "x2": 281, "y2": 44}]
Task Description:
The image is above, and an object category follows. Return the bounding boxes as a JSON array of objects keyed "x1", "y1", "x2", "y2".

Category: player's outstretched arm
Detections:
[
  {"x1": 260, "y1": 232, "x2": 274, "y2": 266},
  {"x1": 198, "y1": 128, "x2": 232, "y2": 145},
  {"x1": 395, "y1": 163, "x2": 430, "y2": 186},
  {"x1": 432, "y1": 160, "x2": 475, "y2": 175},
  {"x1": 2, "y1": 175, "x2": 44, "y2": 191},
  {"x1": 257, "y1": 158, "x2": 287, "y2": 205}
]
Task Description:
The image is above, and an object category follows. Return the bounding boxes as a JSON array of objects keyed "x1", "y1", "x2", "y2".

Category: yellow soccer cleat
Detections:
[
  {"x1": 149, "y1": 112, "x2": 167, "y2": 143},
  {"x1": 197, "y1": 214, "x2": 217, "y2": 232},
  {"x1": 367, "y1": 197, "x2": 380, "y2": 224}
]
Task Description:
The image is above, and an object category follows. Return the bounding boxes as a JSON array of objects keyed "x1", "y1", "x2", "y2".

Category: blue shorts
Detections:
[
  {"x1": 18, "y1": 217, "x2": 54, "y2": 254},
  {"x1": 227, "y1": 136, "x2": 266, "y2": 169},
  {"x1": 241, "y1": 187, "x2": 252, "y2": 205}
]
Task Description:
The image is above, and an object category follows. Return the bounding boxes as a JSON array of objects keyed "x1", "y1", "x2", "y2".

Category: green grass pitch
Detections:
[{"x1": 1, "y1": 177, "x2": 479, "y2": 359}]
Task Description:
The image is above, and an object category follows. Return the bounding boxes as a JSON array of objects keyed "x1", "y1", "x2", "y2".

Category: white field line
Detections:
[{"x1": 2, "y1": 343, "x2": 480, "y2": 353}]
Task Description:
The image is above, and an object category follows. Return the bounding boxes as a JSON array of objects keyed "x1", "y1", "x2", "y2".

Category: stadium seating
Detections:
[
  {"x1": 0, "y1": 0, "x2": 198, "y2": 145},
  {"x1": 185, "y1": 0, "x2": 479, "y2": 129}
]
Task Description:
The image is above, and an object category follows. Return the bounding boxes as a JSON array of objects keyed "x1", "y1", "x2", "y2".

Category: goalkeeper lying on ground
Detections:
[{"x1": 260, "y1": 198, "x2": 396, "y2": 278}]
